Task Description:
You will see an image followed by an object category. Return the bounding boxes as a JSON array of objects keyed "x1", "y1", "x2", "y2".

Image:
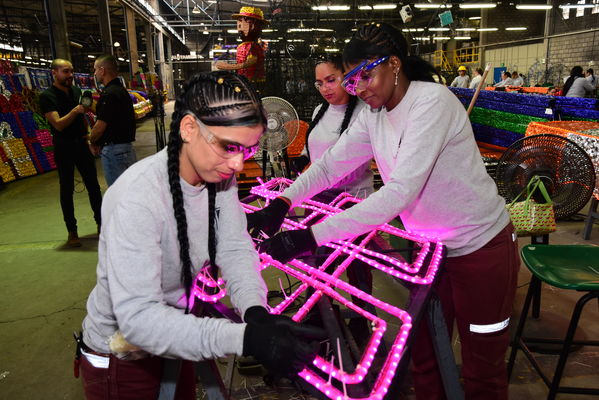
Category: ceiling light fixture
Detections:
[
  {"x1": 325, "y1": 48, "x2": 340, "y2": 52},
  {"x1": 515, "y1": 4, "x2": 553, "y2": 9},
  {"x1": 192, "y1": 5, "x2": 202, "y2": 14},
  {"x1": 469, "y1": 16, "x2": 482, "y2": 19},
  {"x1": 373, "y1": 4, "x2": 397, "y2": 9},
  {"x1": 477, "y1": 27, "x2": 498, "y2": 31},
  {"x1": 113, "y1": 41, "x2": 120, "y2": 47},
  {"x1": 429, "y1": 27, "x2": 450, "y2": 31},
  {"x1": 506, "y1": 26, "x2": 527, "y2": 30},
  {"x1": 402, "y1": 28, "x2": 425, "y2": 32},
  {"x1": 414, "y1": 3, "x2": 451, "y2": 8},
  {"x1": 454, "y1": 36, "x2": 472, "y2": 40},
  {"x1": 433, "y1": 36, "x2": 451, "y2": 40},
  {"x1": 227, "y1": 29, "x2": 237, "y2": 33},
  {"x1": 359, "y1": 5, "x2": 372, "y2": 10},
  {"x1": 312, "y1": 5, "x2": 350, "y2": 11},
  {"x1": 87, "y1": 55, "x2": 96, "y2": 59},
  {"x1": 459, "y1": 3, "x2": 497, "y2": 8},
  {"x1": 559, "y1": 3, "x2": 594, "y2": 8},
  {"x1": 456, "y1": 27, "x2": 476, "y2": 31}
]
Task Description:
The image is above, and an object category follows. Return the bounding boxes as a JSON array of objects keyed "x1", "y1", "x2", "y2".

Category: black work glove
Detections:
[
  {"x1": 290, "y1": 155, "x2": 310, "y2": 175},
  {"x1": 242, "y1": 306, "x2": 326, "y2": 378},
  {"x1": 246, "y1": 197, "x2": 290, "y2": 238},
  {"x1": 257, "y1": 228, "x2": 318, "y2": 264}
]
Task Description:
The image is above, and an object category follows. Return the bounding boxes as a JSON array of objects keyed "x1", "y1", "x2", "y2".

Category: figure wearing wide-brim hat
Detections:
[
  {"x1": 215, "y1": 6, "x2": 267, "y2": 83},
  {"x1": 231, "y1": 6, "x2": 270, "y2": 25}
]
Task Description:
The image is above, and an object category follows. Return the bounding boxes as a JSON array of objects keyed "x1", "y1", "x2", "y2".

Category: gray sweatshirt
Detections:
[
  {"x1": 83, "y1": 148, "x2": 267, "y2": 359},
  {"x1": 301, "y1": 101, "x2": 374, "y2": 198},
  {"x1": 565, "y1": 76, "x2": 595, "y2": 97},
  {"x1": 450, "y1": 75, "x2": 470, "y2": 88},
  {"x1": 283, "y1": 81, "x2": 509, "y2": 257}
]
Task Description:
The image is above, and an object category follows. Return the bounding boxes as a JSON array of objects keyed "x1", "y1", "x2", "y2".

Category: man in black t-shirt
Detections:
[
  {"x1": 89, "y1": 55, "x2": 137, "y2": 186},
  {"x1": 39, "y1": 59, "x2": 102, "y2": 247}
]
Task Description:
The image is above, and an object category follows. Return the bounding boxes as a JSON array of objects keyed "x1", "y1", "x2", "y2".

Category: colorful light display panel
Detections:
[{"x1": 190, "y1": 178, "x2": 444, "y2": 399}]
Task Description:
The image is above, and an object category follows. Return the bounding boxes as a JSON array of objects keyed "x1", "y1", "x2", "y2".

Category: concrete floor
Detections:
[{"x1": 1, "y1": 102, "x2": 598, "y2": 399}]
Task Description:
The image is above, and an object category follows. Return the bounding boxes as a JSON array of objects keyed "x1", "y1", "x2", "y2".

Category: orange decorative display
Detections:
[{"x1": 526, "y1": 121, "x2": 599, "y2": 200}]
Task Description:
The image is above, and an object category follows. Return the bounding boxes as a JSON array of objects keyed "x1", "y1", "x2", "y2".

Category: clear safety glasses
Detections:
[
  {"x1": 341, "y1": 56, "x2": 390, "y2": 96},
  {"x1": 189, "y1": 114, "x2": 261, "y2": 161}
]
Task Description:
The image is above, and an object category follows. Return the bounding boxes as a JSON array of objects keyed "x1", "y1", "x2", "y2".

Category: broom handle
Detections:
[{"x1": 467, "y1": 62, "x2": 492, "y2": 116}]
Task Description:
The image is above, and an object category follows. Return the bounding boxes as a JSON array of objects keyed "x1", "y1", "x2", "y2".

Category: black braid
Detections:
[
  {"x1": 166, "y1": 104, "x2": 195, "y2": 313},
  {"x1": 339, "y1": 95, "x2": 359, "y2": 134},
  {"x1": 304, "y1": 102, "x2": 329, "y2": 160},
  {"x1": 344, "y1": 22, "x2": 435, "y2": 83},
  {"x1": 166, "y1": 71, "x2": 266, "y2": 313},
  {"x1": 207, "y1": 182, "x2": 217, "y2": 290}
]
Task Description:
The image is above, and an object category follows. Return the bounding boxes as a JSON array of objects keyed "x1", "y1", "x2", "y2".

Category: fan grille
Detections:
[
  {"x1": 496, "y1": 134, "x2": 595, "y2": 219},
  {"x1": 260, "y1": 96, "x2": 300, "y2": 152}
]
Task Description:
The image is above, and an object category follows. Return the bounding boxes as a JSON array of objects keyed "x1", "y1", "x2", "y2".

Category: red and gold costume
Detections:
[{"x1": 216, "y1": 7, "x2": 268, "y2": 84}]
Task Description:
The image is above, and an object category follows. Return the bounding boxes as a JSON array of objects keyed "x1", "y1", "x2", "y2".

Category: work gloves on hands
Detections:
[
  {"x1": 246, "y1": 197, "x2": 290, "y2": 238},
  {"x1": 257, "y1": 228, "x2": 318, "y2": 264},
  {"x1": 242, "y1": 306, "x2": 326, "y2": 378}
]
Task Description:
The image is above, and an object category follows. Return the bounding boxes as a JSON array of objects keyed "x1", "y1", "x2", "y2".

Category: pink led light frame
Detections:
[{"x1": 190, "y1": 178, "x2": 443, "y2": 399}]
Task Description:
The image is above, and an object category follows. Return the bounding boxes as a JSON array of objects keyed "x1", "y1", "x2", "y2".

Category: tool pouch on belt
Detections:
[{"x1": 73, "y1": 331, "x2": 83, "y2": 378}]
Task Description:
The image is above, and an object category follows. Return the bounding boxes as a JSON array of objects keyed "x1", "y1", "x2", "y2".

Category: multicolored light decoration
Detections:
[{"x1": 191, "y1": 178, "x2": 444, "y2": 399}]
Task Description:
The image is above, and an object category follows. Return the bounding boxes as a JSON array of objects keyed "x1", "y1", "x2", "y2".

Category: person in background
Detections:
[
  {"x1": 469, "y1": 67, "x2": 484, "y2": 89},
  {"x1": 79, "y1": 71, "x2": 324, "y2": 399},
  {"x1": 450, "y1": 65, "x2": 470, "y2": 88},
  {"x1": 248, "y1": 54, "x2": 374, "y2": 343},
  {"x1": 563, "y1": 65, "x2": 595, "y2": 97},
  {"x1": 547, "y1": 87, "x2": 557, "y2": 96},
  {"x1": 511, "y1": 71, "x2": 524, "y2": 87},
  {"x1": 290, "y1": 54, "x2": 372, "y2": 199},
  {"x1": 586, "y1": 68, "x2": 597, "y2": 87},
  {"x1": 251, "y1": 22, "x2": 519, "y2": 400},
  {"x1": 433, "y1": 66, "x2": 447, "y2": 85},
  {"x1": 39, "y1": 59, "x2": 102, "y2": 247},
  {"x1": 494, "y1": 71, "x2": 513, "y2": 87},
  {"x1": 89, "y1": 55, "x2": 137, "y2": 186}
]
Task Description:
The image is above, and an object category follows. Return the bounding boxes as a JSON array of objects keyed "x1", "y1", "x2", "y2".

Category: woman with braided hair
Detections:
[
  {"x1": 291, "y1": 54, "x2": 373, "y2": 200},
  {"x1": 79, "y1": 71, "x2": 324, "y2": 399},
  {"x1": 253, "y1": 22, "x2": 519, "y2": 400}
]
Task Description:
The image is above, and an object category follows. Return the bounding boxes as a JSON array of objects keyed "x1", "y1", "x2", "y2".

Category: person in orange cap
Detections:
[{"x1": 216, "y1": 7, "x2": 268, "y2": 85}]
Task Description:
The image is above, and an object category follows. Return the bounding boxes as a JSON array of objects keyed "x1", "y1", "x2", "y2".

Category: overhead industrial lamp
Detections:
[
  {"x1": 192, "y1": 5, "x2": 202, "y2": 14},
  {"x1": 559, "y1": 3, "x2": 595, "y2": 8},
  {"x1": 459, "y1": 3, "x2": 497, "y2": 8},
  {"x1": 515, "y1": 4, "x2": 553, "y2": 10}
]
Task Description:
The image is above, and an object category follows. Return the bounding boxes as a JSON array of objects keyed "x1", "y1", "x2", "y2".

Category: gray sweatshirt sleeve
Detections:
[
  {"x1": 102, "y1": 190, "x2": 257, "y2": 360},
  {"x1": 311, "y1": 94, "x2": 453, "y2": 245},
  {"x1": 215, "y1": 179, "x2": 268, "y2": 319},
  {"x1": 282, "y1": 108, "x2": 374, "y2": 205}
]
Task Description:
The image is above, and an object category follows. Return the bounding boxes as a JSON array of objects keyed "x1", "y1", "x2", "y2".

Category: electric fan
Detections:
[
  {"x1": 495, "y1": 134, "x2": 595, "y2": 219},
  {"x1": 259, "y1": 96, "x2": 300, "y2": 178}
]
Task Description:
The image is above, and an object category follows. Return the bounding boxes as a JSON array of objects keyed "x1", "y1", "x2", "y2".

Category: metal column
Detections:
[
  {"x1": 124, "y1": 5, "x2": 140, "y2": 75},
  {"x1": 97, "y1": 0, "x2": 113, "y2": 55},
  {"x1": 43, "y1": 0, "x2": 71, "y2": 60}
]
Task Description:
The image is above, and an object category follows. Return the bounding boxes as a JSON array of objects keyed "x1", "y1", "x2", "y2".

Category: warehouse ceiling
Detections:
[{"x1": 0, "y1": 0, "x2": 590, "y2": 71}]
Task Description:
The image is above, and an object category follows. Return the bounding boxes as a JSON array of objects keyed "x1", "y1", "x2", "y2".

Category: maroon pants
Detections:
[
  {"x1": 410, "y1": 223, "x2": 520, "y2": 400},
  {"x1": 80, "y1": 353, "x2": 196, "y2": 400}
]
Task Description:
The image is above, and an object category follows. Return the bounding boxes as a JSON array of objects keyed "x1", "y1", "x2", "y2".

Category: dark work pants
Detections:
[
  {"x1": 410, "y1": 223, "x2": 520, "y2": 400},
  {"x1": 54, "y1": 138, "x2": 102, "y2": 232},
  {"x1": 80, "y1": 354, "x2": 196, "y2": 400}
]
